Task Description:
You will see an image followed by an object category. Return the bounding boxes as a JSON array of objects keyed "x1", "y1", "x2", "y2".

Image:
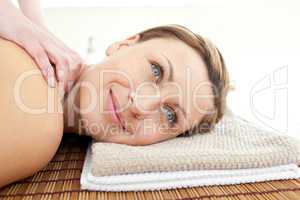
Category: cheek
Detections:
[
  {"x1": 79, "y1": 87, "x2": 117, "y2": 138},
  {"x1": 133, "y1": 116, "x2": 179, "y2": 145},
  {"x1": 135, "y1": 117, "x2": 159, "y2": 137},
  {"x1": 115, "y1": 57, "x2": 150, "y2": 86}
]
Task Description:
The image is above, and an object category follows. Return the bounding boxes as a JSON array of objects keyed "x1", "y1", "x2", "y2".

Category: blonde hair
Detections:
[{"x1": 137, "y1": 24, "x2": 231, "y2": 135}]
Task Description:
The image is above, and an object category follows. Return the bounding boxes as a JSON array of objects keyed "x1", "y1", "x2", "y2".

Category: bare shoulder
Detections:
[
  {"x1": 0, "y1": 38, "x2": 64, "y2": 188},
  {"x1": 0, "y1": 37, "x2": 63, "y2": 136}
]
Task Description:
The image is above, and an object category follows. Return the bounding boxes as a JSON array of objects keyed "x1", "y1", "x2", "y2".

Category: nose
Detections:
[{"x1": 128, "y1": 83, "x2": 161, "y2": 117}]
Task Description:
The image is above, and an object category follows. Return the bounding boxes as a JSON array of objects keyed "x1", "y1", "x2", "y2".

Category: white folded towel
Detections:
[
  {"x1": 80, "y1": 110, "x2": 300, "y2": 191},
  {"x1": 81, "y1": 145, "x2": 300, "y2": 191}
]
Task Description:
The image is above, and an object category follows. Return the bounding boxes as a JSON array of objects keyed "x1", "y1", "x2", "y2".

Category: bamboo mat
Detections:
[{"x1": 1, "y1": 135, "x2": 300, "y2": 200}]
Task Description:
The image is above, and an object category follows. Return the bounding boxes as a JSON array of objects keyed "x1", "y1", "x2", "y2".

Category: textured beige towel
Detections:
[{"x1": 91, "y1": 110, "x2": 300, "y2": 176}]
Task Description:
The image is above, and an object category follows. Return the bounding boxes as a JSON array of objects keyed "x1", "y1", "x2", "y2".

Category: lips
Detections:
[{"x1": 107, "y1": 88, "x2": 125, "y2": 130}]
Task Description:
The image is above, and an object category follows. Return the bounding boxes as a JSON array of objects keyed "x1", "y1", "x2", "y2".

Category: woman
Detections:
[
  {"x1": 0, "y1": 24, "x2": 230, "y2": 188},
  {"x1": 0, "y1": 1, "x2": 230, "y2": 190}
]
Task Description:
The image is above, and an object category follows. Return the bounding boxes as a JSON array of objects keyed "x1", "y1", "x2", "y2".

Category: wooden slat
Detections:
[{"x1": 1, "y1": 134, "x2": 300, "y2": 200}]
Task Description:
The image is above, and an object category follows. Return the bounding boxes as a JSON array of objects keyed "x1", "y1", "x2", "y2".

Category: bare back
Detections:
[{"x1": 0, "y1": 38, "x2": 63, "y2": 188}]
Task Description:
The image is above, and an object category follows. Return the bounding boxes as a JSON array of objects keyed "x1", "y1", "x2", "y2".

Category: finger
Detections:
[
  {"x1": 66, "y1": 51, "x2": 85, "y2": 79},
  {"x1": 44, "y1": 46, "x2": 71, "y2": 91},
  {"x1": 43, "y1": 65, "x2": 56, "y2": 88},
  {"x1": 23, "y1": 42, "x2": 56, "y2": 87},
  {"x1": 42, "y1": 35, "x2": 83, "y2": 69},
  {"x1": 58, "y1": 54, "x2": 79, "y2": 92},
  {"x1": 64, "y1": 53, "x2": 83, "y2": 91},
  {"x1": 67, "y1": 51, "x2": 82, "y2": 71},
  {"x1": 42, "y1": 41, "x2": 82, "y2": 91},
  {"x1": 53, "y1": 61, "x2": 68, "y2": 91}
]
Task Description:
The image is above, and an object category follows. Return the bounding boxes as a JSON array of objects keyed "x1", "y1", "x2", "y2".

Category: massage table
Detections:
[{"x1": 1, "y1": 134, "x2": 300, "y2": 200}]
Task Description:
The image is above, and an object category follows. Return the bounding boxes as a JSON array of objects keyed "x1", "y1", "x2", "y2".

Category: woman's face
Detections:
[{"x1": 79, "y1": 35, "x2": 214, "y2": 145}]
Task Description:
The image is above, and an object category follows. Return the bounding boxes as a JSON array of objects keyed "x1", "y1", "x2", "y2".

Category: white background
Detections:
[{"x1": 17, "y1": 0, "x2": 300, "y2": 138}]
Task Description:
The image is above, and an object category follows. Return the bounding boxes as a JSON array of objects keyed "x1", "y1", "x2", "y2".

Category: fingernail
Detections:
[{"x1": 48, "y1": 77, "x2": 56, "y2": 88}]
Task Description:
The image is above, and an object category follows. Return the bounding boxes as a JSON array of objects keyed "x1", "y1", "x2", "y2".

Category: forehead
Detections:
[{"x1": 138, "y1": 38, "x2": 215, "y2": 124}]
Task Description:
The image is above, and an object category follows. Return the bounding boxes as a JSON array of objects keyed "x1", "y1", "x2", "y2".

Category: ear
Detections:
[{"x1": 105, "y1": 34, "x2": 140, "y2": 56}]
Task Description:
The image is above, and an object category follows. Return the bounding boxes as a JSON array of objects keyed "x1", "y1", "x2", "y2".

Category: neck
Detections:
[{"x1": 62, "y1": 65, "x2": 90, "y2": 134}]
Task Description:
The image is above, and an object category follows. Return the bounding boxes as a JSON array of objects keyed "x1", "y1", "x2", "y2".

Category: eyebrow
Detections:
[{"x1": 161, "y1": 54, "x2": 174, "y2": 82}]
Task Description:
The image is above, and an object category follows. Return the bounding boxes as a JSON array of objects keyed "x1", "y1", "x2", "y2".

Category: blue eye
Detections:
[
  {"x1": 162, "y1": 105, "x2": 177, "y2": 124},
  {"x1": 151, "y1": 63, "x2": 163, "y2": 82}
]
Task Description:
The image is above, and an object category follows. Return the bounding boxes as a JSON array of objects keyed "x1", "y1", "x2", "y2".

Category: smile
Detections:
[{"x1": 107, "y1": 88, "x2": 125, "y2": 130}]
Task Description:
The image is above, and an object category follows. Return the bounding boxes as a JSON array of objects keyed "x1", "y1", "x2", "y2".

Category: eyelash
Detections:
[
  {"x1": 161, "y1": 104, "x2": 178, "y2": 127},
  {"x1": 150, "y1": 61, "x2": 164, "y2": 83},
  {"x1": 149, "y1": 60, "x2": 179, "y2": 127}
]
